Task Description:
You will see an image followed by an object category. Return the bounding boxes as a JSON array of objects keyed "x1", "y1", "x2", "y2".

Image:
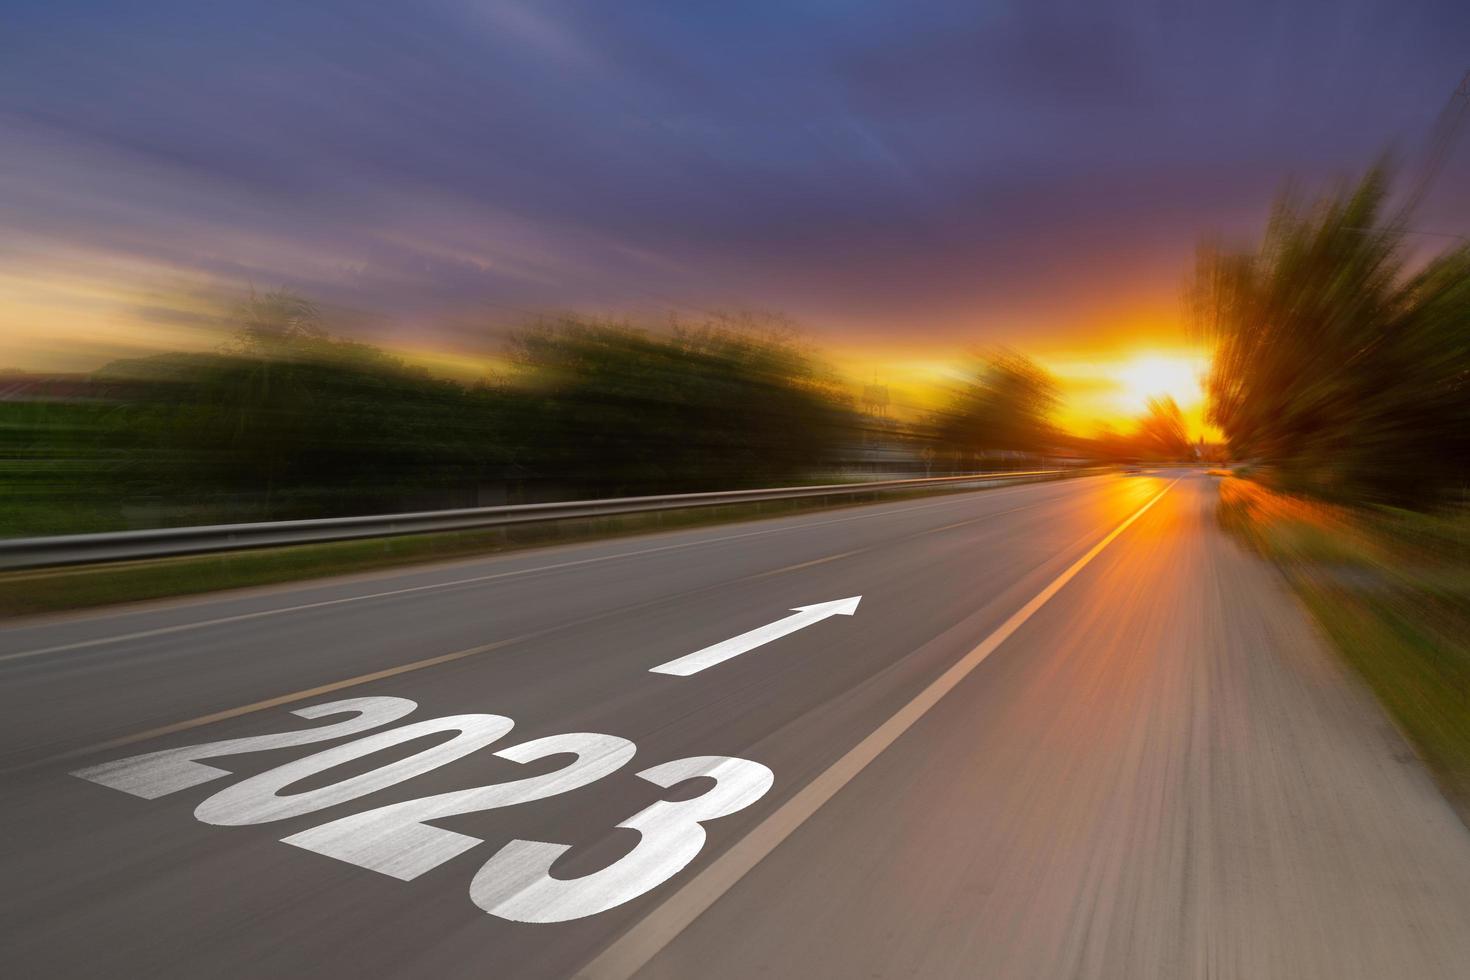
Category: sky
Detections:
[{"x1": 2, "y1": 0, "x2": 1468, "y2": 431}]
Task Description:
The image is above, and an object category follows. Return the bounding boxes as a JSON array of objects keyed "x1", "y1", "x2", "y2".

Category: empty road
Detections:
[{"x1": 4, "y1": 471, "x2": 1470, "y2": 978}]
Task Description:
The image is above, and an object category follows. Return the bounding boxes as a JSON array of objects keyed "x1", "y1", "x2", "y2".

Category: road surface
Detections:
[{"x1": 3, "y1": 471, "x2": 1469, "y2": 978}]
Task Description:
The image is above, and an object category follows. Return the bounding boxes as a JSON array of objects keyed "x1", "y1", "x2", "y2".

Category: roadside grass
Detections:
[
  {"x1": 0, "y1": 480, "x2": 1055, "y2": 618},
  {"x1": 1217, "y1": 476, "x2": 1470, "y2": 815}
]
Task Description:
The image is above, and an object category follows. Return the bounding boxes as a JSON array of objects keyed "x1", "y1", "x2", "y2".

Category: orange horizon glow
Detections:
[
  {"x1": 832, "y1": 345, "x2": 1218, "y2": 441},
  {"x1": 1048, "y1": 349, "x2": 1217, "y2": 440},
  {"x1": 2, "y1": 280, "x2": 1219, "y2": 440}
]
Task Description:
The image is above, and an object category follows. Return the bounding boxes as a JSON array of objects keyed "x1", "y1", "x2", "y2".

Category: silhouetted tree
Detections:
[
  {"x1": 1136, "y1": 396, "x2": 1192, "y2": 460},
  {"x1": 0, "y1": 299, "x2": 861, "y2": 532},
  {"x1": 503, "y1": 315, "x2": 852, "y2": 494},
  {"x1": 1197, "y1": 167, "x2": 1470, "y2": 506},
  {"x1": 931, "y1": 350, "x2": 1059, "y2": 467}
]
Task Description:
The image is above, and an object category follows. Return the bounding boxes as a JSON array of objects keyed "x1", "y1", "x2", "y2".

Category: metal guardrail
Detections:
[{"x1": 0, "y1": 469, "x2": 1100, "y2": 571}]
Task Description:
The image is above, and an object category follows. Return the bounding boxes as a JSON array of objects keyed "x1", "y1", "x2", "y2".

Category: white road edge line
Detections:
[
  {"x1": 574, "y1": 478, "x2": 1179, "y2": 980},
  {"x1": 14, "y1": 524, "x2": 958, "y2": 768},
  {"x1": 0, "y1": 478, "x2": 1085, "y2": 664},
  {"x1": 20, "y1": 549, "x2": 872, "y2": 768}
]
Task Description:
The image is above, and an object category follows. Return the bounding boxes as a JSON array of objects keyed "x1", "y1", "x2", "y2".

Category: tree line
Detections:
[
  {"x1": 3, "y1": 296, "x2": 862, "y2": 534},
  {"x1": 3, "y1": 291, "x2": 1206, "y2": 536}
]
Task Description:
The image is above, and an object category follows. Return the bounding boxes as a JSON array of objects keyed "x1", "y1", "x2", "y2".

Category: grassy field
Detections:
[{"x1": 1217, "y1": 476, "x2": 1470, "y2": 817}]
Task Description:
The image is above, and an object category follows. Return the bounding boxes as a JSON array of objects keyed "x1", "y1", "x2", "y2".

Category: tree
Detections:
[
  {"x1": 1196, "y1": 167, "x2": 1470, "y2": 506},
  {"x1": 230, "y1": 288, "x2": 328, "y2": 352},
  {"x1": 503, "y1": 314, "x2": 852, "y2": 493},
  {"x1": 932, "y1": 350, "x2": 1059, "y2": 467},
  {"x1": 1136, "y1": 396, "x2": 1192, "y2": 460},
  {"x1": 89, "y1": 291, "x2": 512, "y2": 519}
]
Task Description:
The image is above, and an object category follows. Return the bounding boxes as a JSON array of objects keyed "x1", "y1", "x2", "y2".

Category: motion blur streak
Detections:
[
  {"x1": 5, "y1": 474, "x2": 1470, "y2": 978},
  {"x1": 2, "y1": 3, "x2": 1469, "y2": 979}
]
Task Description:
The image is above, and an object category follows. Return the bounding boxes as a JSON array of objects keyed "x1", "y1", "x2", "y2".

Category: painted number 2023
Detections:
[{"x1": 72, "y1": 697, "x2": 772, "y2": 923}]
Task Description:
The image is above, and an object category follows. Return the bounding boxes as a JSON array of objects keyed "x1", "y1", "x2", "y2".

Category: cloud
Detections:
[{"x1": 2, "y1": 0, "x2": 1468, "y2": 369}]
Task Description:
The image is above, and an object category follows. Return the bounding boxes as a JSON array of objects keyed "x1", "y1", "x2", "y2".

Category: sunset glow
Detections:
[
  {"x1": 1114, "y1": 353, "x2": 1208, "y2": 413},
  {"x1": 7, "y1": 7, "x2": 1470, "y2": 975},
  {"x1": 1029, "y1": 349, "x2": 1214, "y2": 439}
]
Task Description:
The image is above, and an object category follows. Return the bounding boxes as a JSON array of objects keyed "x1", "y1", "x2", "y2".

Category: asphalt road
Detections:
[{"x1": 4, "y1": 471, "x2": 1470, "y2": 979}]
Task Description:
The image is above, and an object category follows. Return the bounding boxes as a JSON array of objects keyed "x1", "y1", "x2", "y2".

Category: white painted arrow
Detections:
[{"x1": 649, "y1": 596, "x2": 862, "y2": 676}]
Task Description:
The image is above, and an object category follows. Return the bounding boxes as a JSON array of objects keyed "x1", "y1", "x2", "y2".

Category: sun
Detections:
[{"x1": 1115, "y1": 353, "x2": 1206, "y2": 413}]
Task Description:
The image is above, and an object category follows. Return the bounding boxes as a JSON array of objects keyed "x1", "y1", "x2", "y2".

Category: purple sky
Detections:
[{"x1": 2, "y1": 0, "x2": 1467, "y2": 368}]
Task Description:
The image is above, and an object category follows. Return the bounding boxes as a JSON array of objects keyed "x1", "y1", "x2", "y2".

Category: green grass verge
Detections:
[{"x1": 1218, "y1": 477, "x2": 1470, "y2": 816}]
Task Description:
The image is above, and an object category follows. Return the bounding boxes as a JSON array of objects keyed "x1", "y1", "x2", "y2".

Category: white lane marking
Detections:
[
  {"x1": 193, "y1": 713, "x2": 516, "y2": 827},
  {"x1": 282, "y1": 731, "x2": 637, "y2": 881},
  {"x1": 574, "y1": 479, "x2": 1178, "y2": 980},
  {"x1": 744, "y1": 548, "x2": 868, "y2": 579},
  {"x1": 40, "y1": 641, "x2": 525, "y2": 764},
  {"x1": 15, "y1": 476, "x2": 1118, "y2": 769},
  {"x1": 23, "y1": 537, "x2": 911, "y2": 765},
  {"x1": 69, "y1": 696, "x2": 418, "y2": 799},
  {"x1": 472, "y1": 755, "x2": 775, "y2": 923},
  {"x1": 0, "y1": 477, "x2": 1094, "y2": 663},
  {"x1": 649, "y1": 597, "x2": 862, "y2": 677}
]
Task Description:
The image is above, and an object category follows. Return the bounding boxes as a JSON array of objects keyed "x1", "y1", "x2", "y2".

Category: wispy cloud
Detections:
[{"x1": 2, "y1": 0, "x2": 1467, "y2": 370}]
